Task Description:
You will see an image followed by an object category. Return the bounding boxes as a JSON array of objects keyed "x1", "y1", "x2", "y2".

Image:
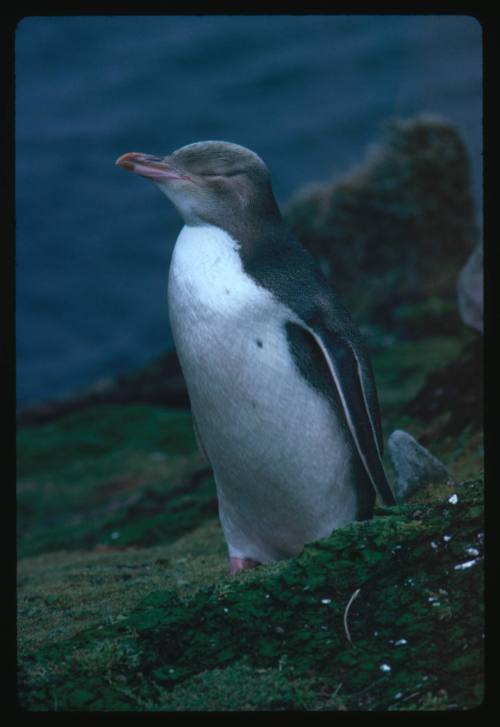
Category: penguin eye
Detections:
[{"x1": 200, "y1": 169, "x2": 245, "y2": 179}]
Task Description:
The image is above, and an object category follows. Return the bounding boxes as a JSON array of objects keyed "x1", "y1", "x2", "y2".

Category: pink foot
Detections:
[{"x1": 229, "y1": 557, "x2": 260, "y2": 574}]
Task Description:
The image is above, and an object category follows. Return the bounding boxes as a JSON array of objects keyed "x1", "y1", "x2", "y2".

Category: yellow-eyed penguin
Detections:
[{"x1": 116, "y1": 141, "x2": 395, "y2": 573}]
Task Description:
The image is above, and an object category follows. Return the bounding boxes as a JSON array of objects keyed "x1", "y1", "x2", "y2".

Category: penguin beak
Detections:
[{"x1": 115, "y1": 152, "x2": 191, "y2": 182}]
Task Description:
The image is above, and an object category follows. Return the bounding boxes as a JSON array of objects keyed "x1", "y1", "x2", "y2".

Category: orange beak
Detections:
[{"x1": 115, "y1": 152, "x2": 191, "y2": 182}]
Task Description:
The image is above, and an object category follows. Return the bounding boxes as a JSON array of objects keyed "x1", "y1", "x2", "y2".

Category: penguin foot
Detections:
[{"x1": 229, "y1": 557, "x2": 260, "y2": 574}]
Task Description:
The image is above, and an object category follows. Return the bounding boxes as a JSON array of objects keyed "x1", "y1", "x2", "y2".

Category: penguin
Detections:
[{"x1": 116, "y1": 141, "x2": 396, "y2": 573}]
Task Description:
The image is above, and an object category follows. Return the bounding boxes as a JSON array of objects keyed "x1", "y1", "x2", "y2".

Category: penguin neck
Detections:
[
  {"x1": 186, "y1": 192, "x2": 286, "y2": 265},
  {"x1": 170, "y1": 223, "x2": 270, "y2": 318}
]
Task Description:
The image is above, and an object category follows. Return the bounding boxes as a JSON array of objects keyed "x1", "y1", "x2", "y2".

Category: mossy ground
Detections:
[
  {"x1": 18, "y1": 479, "x2": 483, "y2": 711},
  {"x1": 17, "y1": 406, "x2": 217, "y2": 558},
  {"x1": 17, "y1": 318, "x2": 483, "y2": 711}
]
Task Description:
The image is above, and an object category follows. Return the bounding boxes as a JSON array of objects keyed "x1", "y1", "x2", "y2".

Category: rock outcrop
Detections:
[{"x1": 285, "y1": 115, "x2": 479, "y2": 328}]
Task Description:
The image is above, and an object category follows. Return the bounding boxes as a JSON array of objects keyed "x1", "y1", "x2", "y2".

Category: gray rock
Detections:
[
  {"x1": 457, "y1": 242, "x2": 483, "y2": 333},
  {"x1": 388, "y1": 429, "x2": 455, "y2": 502}
]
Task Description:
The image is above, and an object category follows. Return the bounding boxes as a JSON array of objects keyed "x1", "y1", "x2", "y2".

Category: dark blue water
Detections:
[{"x1": 16, "y1": 15, "x2": 482, "y2": 407}]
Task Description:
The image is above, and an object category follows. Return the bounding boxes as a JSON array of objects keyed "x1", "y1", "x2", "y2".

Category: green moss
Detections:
[
  {"x1": 152, "y1": 660, "x2": 321, "y2": 711},
  {"x1": 18, "y1": 478, "x2": 483, "y2": 711},
  {"x1": 18, "y1": 404, "x2": 195, "y2": 479},
  {"x1": 17, "y1": 405, "x2": 217, "y2": 558},
  {"x1": 372, "y1": 336, "x2": 465, "y2": 414}
]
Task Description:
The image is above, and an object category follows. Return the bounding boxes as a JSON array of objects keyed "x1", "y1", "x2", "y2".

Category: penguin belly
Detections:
[{"x1": 168, "y1": 224, "x2": 361, "y2": 563}]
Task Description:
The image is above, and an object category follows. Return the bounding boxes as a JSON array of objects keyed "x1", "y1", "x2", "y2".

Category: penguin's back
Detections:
[{"x1": 168, "y1": 224, "x2": 368, "y2": 563}]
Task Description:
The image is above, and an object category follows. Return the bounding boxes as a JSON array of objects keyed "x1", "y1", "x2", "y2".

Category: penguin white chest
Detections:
[{"x1": 167, "y1": 224, "x2": 358, "y2": 563}]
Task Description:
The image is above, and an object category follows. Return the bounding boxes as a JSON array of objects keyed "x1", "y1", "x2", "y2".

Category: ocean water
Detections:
[{"x1": 15, "y1": 15, "x2": 482, "y2": 407}]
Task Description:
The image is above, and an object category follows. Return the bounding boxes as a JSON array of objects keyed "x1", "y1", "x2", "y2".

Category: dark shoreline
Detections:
[{"x1": 16, "y1": 350, "x2": 189, "y2": 428}]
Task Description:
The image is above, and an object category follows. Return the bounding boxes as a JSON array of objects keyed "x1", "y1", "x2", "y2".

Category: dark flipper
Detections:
[{"x1": 300, "y1": 321, "x2": 396, "y2": 507}]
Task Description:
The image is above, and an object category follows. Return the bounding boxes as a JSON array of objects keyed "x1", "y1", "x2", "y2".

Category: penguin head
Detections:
[{"x1": 116, "y1": 141, "x2": 280, "y2": 227}]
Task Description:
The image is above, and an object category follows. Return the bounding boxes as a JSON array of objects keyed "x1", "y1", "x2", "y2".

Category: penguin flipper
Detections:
[{"x1": 303, "y1": 321, "x2": 396, "y2": 507}]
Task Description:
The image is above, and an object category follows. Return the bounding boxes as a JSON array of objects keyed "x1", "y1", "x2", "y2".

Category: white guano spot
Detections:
[
  {"x1": 321, "y1": 598, "x2": 332, "y2": 605},
  {"x1": 465, "y1": 547, "x2": 480, "y2": 556},
  {"x1": 448, "y1": 494, "x2": 459, "y2": 505},
  {"x1": 454, "y1": 559, "x2": 478, "y2": 571},
  {"x1": 380, "y1": 664, "x2": 392, "y2": 673},
  {"x1": 395, "y1": 638, "x2": 407, "y2": 646}
]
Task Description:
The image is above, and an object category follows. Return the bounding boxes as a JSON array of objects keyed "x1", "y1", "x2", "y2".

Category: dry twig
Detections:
[{"x1": 343, "y1": 587, "x2": 361, "y2": 644}]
